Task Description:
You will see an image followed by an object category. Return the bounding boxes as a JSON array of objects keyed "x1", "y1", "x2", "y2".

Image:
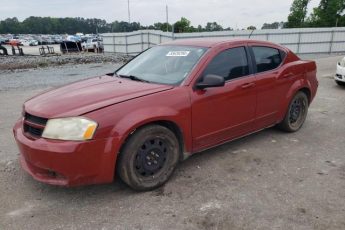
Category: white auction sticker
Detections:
[{"x1": 166, "y1": 51, "x2": 190, "y2": 57}]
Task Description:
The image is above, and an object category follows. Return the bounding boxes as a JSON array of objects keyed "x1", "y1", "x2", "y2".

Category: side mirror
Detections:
[{"x1": 196, "y1": 74, "x2": 225, "y2": 89}]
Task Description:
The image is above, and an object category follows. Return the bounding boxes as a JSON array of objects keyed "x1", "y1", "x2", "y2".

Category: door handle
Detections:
[
  {"x1": 241, "y1": 82, "x2": 255, "y2": 89},
  {"x1": 283, "y1": 72, "x2": 294, "y2": 78}
]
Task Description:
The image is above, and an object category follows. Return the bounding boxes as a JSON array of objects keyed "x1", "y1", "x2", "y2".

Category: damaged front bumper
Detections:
[{"x1": 13, "y1": 118, "x2": 120, "y2": 187}]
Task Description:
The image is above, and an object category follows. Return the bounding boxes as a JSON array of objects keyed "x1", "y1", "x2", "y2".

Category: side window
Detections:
[
  {"x1": 202, "y1": 47, "x2": 249, "y2": 81},
  {"x1": 252, "y1": 46, "x2": 282, "y2": 73}
]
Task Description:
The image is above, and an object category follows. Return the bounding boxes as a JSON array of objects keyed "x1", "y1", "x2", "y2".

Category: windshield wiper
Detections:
[{"x1": 118, "y1": 74, "x2": 150, "y2": 83}]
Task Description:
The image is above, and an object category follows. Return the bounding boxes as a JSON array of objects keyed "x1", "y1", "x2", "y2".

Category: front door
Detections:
[{"x1": 191, "y1": 46, "x2": 257, "y2": 152}]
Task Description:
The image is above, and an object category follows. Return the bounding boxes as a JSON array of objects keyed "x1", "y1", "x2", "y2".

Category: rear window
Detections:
[{"x1": 252, "y1": 46, "x2": 283, "y2": 73}]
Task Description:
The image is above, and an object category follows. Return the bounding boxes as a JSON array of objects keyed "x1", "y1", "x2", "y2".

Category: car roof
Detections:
[{"x1": 160, "y1": 38, "x2": 284, "y2": 49}]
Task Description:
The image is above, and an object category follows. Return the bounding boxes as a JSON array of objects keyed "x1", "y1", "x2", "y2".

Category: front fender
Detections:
[
  {"x1": 85, "y1": 87, "x2": 192, "y2": 155},
  {"x1": 111, "y1": 106, "x2": 187, "y2": 141}
]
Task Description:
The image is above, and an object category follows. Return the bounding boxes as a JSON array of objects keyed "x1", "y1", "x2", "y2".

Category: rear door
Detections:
[
  {"x1": 249, "y1": 45, "x2": 285, "y2": 129},
  {"x1": 191, "y1": 45, "x2": 257, "y2": 152}
]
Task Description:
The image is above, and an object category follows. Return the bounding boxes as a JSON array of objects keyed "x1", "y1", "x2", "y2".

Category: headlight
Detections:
[
  {"x1": 42, "y1": 117, "x2": 98, "y2": 141},
  {"x1": 339, "y1": 58, "x2": 345, "y2": 67}
]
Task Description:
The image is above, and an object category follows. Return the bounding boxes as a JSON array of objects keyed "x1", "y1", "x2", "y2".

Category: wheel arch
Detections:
[
  {"x1": 277, "y1": 80, "x2": 312, "y2": 122},
  {"x1": 153, "y1": 120, "x2": 185, "y2": 160},
  {"x1": 299, "y1": 87, "x2": 311, "y2": 105},
  {"x1": 114, "y1": 119, "x2": 187, "y2": 176}
]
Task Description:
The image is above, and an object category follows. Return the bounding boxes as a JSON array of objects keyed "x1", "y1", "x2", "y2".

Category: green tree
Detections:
[
  {"x1": 0, "y1": 17, "x2": 21, "y2": 34},
  {"x1": 287, "y1": 0, "x2": 311, "y2": 28},
  {"x1": 261, "y1": 22, "x2": 283, "y2": 29},
  {"x1": 173, "y1": 17, "x2": 191, "y2": 33},
  {"x1": 0, "y1": 16, "x2": 234, "y2": 34},
  {"x1": 247, "y1": 26, "x2": 257, "y2": 30},
  {"x1": 307, "y1": 0, "x2": 345, "y2": 27},
  {"x1": 224, "y1": 27, "x2": 233, "y2": 31},
  {"x1": 197, "y1": 25, "x2": 204, "y2": 32},
  {"x1": 205, "y1": 22, "x2": 223, "y2": 31},
  {"x1": 154, "y1": 22, "x2": 172, "y2": 32}
]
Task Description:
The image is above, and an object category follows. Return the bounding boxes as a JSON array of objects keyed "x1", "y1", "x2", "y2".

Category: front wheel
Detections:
[
  {"x1": 278, "y1": 91, "x2": 309, "y2": 132},
  {"x1": 117, "y1": 125, "x2": 180, "y2": 191}
]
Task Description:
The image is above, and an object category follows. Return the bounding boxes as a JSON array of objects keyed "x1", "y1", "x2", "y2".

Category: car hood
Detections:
[{"x1": 24, "y1": 75, "x2": 173, "y2": 118}]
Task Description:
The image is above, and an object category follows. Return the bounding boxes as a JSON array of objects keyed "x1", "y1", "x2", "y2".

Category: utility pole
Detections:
[
  {"x1": 127, "y1": 0, "x2": 131, "y2": 24},
  {"x1": 165, "y1": 0, "x2": 169, "y2": 32},
  {"x1": 166, "y1": 5, "x2": 168, "y2": 31}
]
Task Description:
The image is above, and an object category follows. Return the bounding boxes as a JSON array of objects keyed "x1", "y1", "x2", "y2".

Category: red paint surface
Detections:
[{"x1": 13, "y1": 39, "x2": 318, "y2": 186}]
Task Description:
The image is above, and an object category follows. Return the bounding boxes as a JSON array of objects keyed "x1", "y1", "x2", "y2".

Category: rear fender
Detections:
[{"x1": 277, "y1": 78, "x2": 311, "y2": 122}]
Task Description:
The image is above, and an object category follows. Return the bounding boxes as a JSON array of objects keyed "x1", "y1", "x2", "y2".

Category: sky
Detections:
[{"x1": 0, "y1": 0, "x2": 321, "y2": 29}]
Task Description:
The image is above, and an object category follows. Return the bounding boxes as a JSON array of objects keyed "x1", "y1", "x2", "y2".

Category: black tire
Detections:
[
  {"x1": 336, "y1": 80, "x2": 345, "y2": 86},
  {"x1": 278, "y1": 91, "x2": 309, "y2": 132},
  {"x1": 117, "y1": 125, "x2": 180, "y2": 191}
]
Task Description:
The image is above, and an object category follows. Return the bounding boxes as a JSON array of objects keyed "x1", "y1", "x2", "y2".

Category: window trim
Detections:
[
  {"x1": 224, "y1": 46, "x2": 255, "y2": 84},
  {"x1": 249, "y1": 45, "x2": 287, "y2": 75},
  {"x1": 194, "y1": 45, "x2": 254, "y2": 87}
]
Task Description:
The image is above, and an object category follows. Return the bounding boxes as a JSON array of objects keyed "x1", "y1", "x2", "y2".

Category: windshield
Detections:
[{"x1": 116, "y1": 45, "x2": 207, "y2": 85}]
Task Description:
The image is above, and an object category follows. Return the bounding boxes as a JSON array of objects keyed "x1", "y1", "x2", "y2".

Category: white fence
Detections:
[{"x1": 102, "y1": 27, "x2": 345, "y2": 55}]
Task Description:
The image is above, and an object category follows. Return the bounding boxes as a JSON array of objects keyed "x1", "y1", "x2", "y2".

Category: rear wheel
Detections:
[
  {"x1": 117, "y1": 125, "x2": 180, "y2": 191},
  {"x1": 278, "y1": 91, "x2": 309, "y2": 132}
]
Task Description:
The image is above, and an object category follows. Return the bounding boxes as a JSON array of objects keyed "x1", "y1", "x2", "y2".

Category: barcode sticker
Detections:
[{"x1": 166, "y1": 51, "x2": 190, "y2": 57}]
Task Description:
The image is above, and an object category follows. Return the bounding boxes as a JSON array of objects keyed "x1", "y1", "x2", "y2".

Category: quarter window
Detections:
[
  {"x1": 202, "y1": 47, "x2": 249, "y2": 81},
  {"x1": 252, "y1": 46, "x2": 282, "y2": 73}
]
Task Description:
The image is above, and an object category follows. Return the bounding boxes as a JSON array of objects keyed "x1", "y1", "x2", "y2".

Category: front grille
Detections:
[
  {"x1": 24, "y1": 123, "x2": 44, "y2": 137},
  {"x1": 23, "y1": 112, "x2": 47, "y2": 138},
  {"x1": 25, "y1": 113, "x2": 48, "y2": 126}
]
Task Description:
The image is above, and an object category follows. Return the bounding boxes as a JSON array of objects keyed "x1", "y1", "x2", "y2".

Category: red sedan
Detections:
[{"x1": 13, "y1": 39, "x2": 318, "y2": 190}]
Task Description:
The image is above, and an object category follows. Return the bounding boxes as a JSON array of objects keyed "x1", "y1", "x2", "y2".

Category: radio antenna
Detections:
[{"x1": 249, "y1": 29, "x2": 255, "y2": 39}]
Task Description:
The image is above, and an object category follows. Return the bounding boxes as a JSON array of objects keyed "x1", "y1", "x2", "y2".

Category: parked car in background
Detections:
[
  {"x1": 52, "y1": 35, "x2": 63, "y2": 44},
  {"x1": 65, "y1": 35, "x2": 81, "y2": 42},
  {"x1": 335, "y1": 57, "x2": 345, "y2": 86},
  {"x1": 7, "y1": 39, "x2": 23, "y2": 46},
  {"x1": 20, "y1": 40, "x2": 30, "y2": 46},
  {"x1": 81, "y1": 38, "x2": 103, "y2": 51},
  {"x1": 42, "y1": 36, "x2": 54, "y2": 45},
  {"x1": 0, "y1": 37, "x2": 6, "y2": 45},
  {"x1": 30, "y1": 40, "x2": 39, "y2": 46},
  {"x1": 20, "y1": 39, "x2": 38, "y2": 46},
  {"x1": 13, "y1": 39, "x2": 318, "y2": 191}
]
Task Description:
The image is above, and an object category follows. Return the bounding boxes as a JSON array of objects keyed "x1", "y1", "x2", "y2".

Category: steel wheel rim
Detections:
[
  {"x1": 289, "y1": 97, "x2": 307, "y2": 128},
  {"x1": 134, "y1": 138, "x2": 168, "y2": 177}
]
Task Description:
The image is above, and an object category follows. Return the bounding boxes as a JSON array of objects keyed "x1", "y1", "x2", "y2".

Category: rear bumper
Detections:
[{"x1": 13, "y1": 119, "x2": 121, "y2": 187}]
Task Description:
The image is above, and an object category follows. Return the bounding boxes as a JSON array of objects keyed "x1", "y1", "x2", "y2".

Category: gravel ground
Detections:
[
  {"x1": 0, "y1": 56, "x2": 345, "y2": 230},
  {"x1": 0, "y1": 53, "x2": 129, "y2": 71}
]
